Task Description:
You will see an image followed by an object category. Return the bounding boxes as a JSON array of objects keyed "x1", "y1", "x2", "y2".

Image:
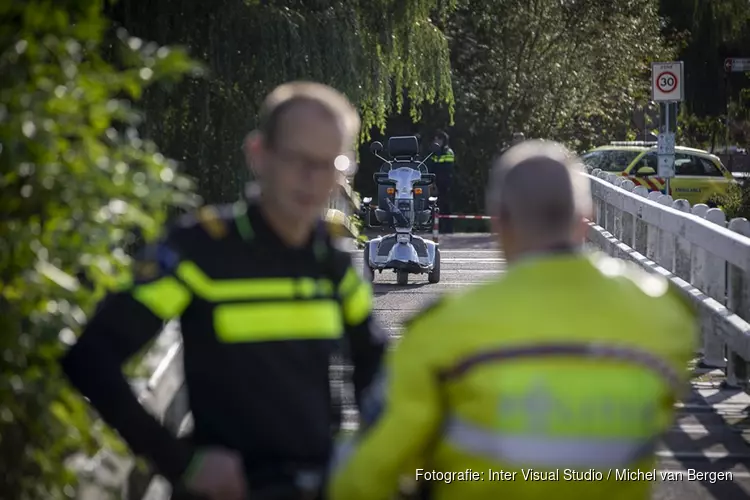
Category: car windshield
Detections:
[{"x1": 581, "y1": 149, "x2": 642, "y2": 172}]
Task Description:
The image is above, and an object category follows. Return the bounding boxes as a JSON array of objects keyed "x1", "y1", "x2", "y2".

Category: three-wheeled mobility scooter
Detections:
[{"x1": 360, "y1": 135, "x2": 441, "y2": 285}]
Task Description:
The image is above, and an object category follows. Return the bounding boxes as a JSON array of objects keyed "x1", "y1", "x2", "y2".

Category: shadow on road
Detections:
[
  {"x1": 437, "y1": 233, "x2": 498, "y2": 250},
  {"x1": 372, "y1": 282, "x2": 430, "y2": 294},
  {"x1": 662, "y1": 370, "x2": 750, "y2": 499}
]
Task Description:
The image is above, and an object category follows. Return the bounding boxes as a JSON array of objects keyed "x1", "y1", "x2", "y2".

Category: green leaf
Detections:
[{"x1": 1, "y1": 2, "x2": 197, "y2": 498}]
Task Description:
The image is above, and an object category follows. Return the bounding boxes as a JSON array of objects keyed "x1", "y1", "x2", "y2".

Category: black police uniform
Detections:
[
  {"x1": 61, "y1": 198, "x2": 387, "y2": 494},
  {"x1": 429, "y1": 146, "x2": 455, "y2": 233}
]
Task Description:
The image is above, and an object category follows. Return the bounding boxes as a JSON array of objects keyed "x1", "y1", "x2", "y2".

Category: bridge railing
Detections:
[{"x1": 583, "y1": 167, "x2": 750, "y2": 388}]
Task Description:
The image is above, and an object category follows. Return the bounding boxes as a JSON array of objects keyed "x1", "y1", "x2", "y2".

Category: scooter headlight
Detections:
[{"x1": 397, "y1": 233, "x2": 410, "y2": 243}]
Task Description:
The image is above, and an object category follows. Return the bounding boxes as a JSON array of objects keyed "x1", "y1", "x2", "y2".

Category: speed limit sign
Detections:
[{"x1": 652, "y1": 62, "x2": 684, "y2": 101}]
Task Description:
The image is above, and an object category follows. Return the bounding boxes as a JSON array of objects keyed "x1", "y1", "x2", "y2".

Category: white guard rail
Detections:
[
  {"x1": 584, "y1": 167, "x2": 750, "y2": 388},
  {"x1": 70, "y1": 322, "x2": 187, "y2": 500}
]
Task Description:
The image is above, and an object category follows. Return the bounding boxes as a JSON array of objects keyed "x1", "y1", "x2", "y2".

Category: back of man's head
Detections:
[
  {"x1": 435, "y1": 130, "x2": 449, "y2": 145},
  {"x1": 486, "y1": 140, "x2": 591, "y2": 249}
]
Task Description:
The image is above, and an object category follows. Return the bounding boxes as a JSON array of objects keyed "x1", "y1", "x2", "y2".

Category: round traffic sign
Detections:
[{"x1": 656, "y1": 71, "x2": 678, "y2": 93}]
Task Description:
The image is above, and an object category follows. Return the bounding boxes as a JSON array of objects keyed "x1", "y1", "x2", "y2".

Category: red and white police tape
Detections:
[
  {"x1": 439, "y1": 215, "x2": 494, "y2": 219},
  {"x1": 431, "y1": 214, "x2": 494, "y2": 243}
]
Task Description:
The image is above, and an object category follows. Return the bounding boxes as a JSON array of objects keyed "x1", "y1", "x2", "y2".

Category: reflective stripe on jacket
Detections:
[
  {"x1": 61, "y1": 200, "x2": 388, "y2": 484},
  {"x1": 432, "y1": 147, "x2": 455, "y2": 164},
  {"x1": 330, "y1": 252, "x2": 697, "y2": 500}
]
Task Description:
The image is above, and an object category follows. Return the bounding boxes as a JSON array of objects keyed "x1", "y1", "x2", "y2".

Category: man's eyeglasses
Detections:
[{"x1": 270, "y1": 146, "x2": 336, "y2": 172}]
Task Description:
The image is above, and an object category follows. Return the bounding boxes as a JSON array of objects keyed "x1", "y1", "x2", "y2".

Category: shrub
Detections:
[
  {"x1": 0, "y1": 1, "x2": 199, "y2": 498},
  {"x1": 706, "y1": 178, "x2": 750, "y2": 220}
]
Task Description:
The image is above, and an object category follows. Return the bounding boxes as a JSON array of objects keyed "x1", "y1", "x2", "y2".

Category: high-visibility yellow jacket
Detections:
[
  {"x1": 431, "y1": 147, "x2": 455, "y2": 167},
  {"x1": 329, "y1": 251, "x2": 697, "y2": 500}
]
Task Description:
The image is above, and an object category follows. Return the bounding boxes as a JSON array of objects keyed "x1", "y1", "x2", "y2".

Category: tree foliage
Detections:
[
  {"x1": 659, "y1": 0, "x2": 750, "y2": 117},
  {"x1": 0, "y1": 1, "x2": 198, "y2": 498},
  {"x1": 660, "y1": 0, "x2": 750, "y2": 150},
  {"x1": 707, "y1": 178, "x2": 750, "y2": 220},
  {"x1": 355, "y1": 0, "x2": 749, "y2": 215},
  {"x1": 107, "y1": 0, "x2": 457, "y2": 203},
  {"x1": 1, "y1": 0, "x2": 457, "y2": 495},
  {"x1": 436, "y1": 0, "x2": 670, "y2": 212}
]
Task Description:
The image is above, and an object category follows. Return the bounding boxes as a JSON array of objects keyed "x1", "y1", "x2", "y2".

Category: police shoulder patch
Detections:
[
  {"x1": 133, "y1": 240, "x2": 181, "y2": 284},
  {"x1": 133, "y1": 259, "x2": 160, "y2": 283},
  {"x1": 325, "y1": 220, "x2": 347, "y2": 238},
  {"x1": 196, "y1": 205, "x2": 228, "y2": 239}
]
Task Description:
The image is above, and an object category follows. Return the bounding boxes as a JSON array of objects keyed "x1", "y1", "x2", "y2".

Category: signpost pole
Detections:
[
  {"x1": 725, "y1": 76, "x2": 731, "y2": 152},
  {"x1": 652, "y1": 61, "x2": 681, "y2": 195},
  {"x1": 664, "y1": 103, "x2": 671, "y2": 195}
]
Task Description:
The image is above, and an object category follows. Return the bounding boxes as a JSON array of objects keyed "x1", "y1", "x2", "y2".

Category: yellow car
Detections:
[{"x1": 581, "y1": 142, "x2": 737, "y2": 205}]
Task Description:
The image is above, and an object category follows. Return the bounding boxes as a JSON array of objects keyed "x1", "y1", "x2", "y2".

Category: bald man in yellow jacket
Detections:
[{"x1": 328, "y1": 140, "x2": 697, "y2": 500}]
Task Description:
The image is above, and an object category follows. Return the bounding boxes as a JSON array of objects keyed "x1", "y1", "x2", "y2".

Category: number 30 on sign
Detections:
[{"x1": 651, "y1": 61, "x2": 684, "y2": 102}]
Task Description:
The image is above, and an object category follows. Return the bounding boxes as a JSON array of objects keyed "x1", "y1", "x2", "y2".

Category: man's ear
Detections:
[
  {"x1": 489, "y1": 212, "x2": 502, "y2": 235},
  {"x1": 492, "y1": 214, "x2": 511, "y2": 254},
  {"x1": 243, "y1": 130, "x2": 264, "y2": 175},
  {"x1": 573, "y1": 215, "x2": 590, "y2": 243}
]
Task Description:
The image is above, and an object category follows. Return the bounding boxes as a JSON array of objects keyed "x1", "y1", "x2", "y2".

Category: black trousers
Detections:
[{"x1": 435, "y1": 171, "x2": 453, "y2": 233}]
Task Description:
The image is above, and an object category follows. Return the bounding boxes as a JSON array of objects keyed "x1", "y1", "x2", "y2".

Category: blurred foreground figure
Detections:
[
  {"x1": 329, "y1": 140, "x2": 697, "y2": 500},
  {"x1": 61, "y1": 82, "x2": 387, "y2": 500}
]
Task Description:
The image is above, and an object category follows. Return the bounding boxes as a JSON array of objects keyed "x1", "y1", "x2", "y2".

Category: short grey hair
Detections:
[
  {"x1": 257, "y1": 81, "x2": 360, "y2": 149},
  {"x1": 486, "y1": 140, "x2": 592, "y2": 242}
]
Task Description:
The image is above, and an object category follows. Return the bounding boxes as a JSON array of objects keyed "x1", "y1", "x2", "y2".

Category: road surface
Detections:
[{"x1": 345, "y1": 233, "x2": 750, "y2": 499}]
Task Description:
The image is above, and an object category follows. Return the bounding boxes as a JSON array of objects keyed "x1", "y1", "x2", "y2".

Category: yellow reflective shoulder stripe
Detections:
[
  {"x1": 338, "y1": 267, "x2": 373, "y2": 325},
  {"x1": 214, "y1": 300, "x2": 341, "y2": 342},
  {"x1": 176, "y1": 261, "x2": 333, "y2": 301},
  {"x1": 338, "y1": 267, "x2": 360, "y2": 296},
  {"x1": 112, "y1": 274, "x2": 133, "y2": 292},
  {"x1": 132, "y1": 276, "x2": 191, "y2": 320},
  {"x1": 438, "y1": 342, "x2": 678, "y2": 468},
  {"x1": 343, "y1": 281, "x2": 372, "y2": 325},
  {"x1": 434, "y1": 155, "x2": 455, "y2": 163},
  {"x1": 161, "y1": 258, "x2": 349, "y2": 341}
]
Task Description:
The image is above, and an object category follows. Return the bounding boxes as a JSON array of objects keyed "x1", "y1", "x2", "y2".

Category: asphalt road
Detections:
[{"x1": 347, "y1": 233, "x2": 750, "y2": 500}]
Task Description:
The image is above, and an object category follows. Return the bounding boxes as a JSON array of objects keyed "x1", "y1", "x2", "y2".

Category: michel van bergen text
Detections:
[{"x1": 415, "y1": 468, "x2": 733, "y2": 484}]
